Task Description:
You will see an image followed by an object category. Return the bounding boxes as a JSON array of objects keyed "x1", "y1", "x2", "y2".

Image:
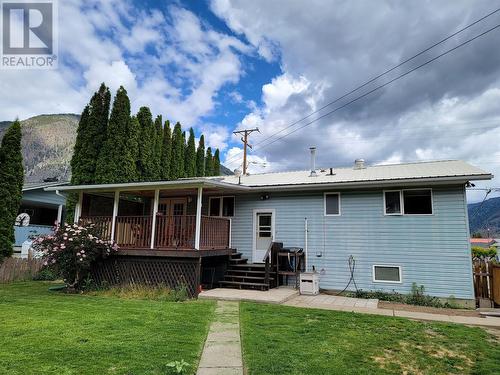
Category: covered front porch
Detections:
[{"x1": 62, "y1": 180, "x2": 246, "y2": 254}]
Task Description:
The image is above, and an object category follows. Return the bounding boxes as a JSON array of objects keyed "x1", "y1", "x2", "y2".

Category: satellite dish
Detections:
[{"x1": 15, "y1": 213, "x2": 30, "y2": 227}]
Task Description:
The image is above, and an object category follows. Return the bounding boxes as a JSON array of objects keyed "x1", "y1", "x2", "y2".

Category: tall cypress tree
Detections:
[
  {"x1": 185, "y1": 128, "x2": 196, "y2": 177},
  {"x1": 128, "y1": 116, "x2": 140, "y2": 181},
  {"x1": 154, "y1": 115, "x2": 163, "y2": 180},
  {"x1": 95, "y1": 86, "x2": 137, "y2": 183},
  {"x1": 170, "y1": 122, "x2": 185, "y2": 180},
  {"x1": 71, "y1": 83, "x2": 110, "y2": 184},
  {"x1": 205, "y1": 147, "x2": 214, "y2": 176},
  {"x1": 67, "y1": 83, "x2": 110, "y2": 222},
  {"x1": 196, "y1": 134, "x2": 205, "y2": 177},
  {"x1": 0, "y1": 120, "x2": 24, "y2": 260},
  {"x1": 136, "y1": 106, "x2": 156, "y2": 181},
  {"x1": 161, "y1": 120, "x2": 172, "y2": 180},
  {"x1": 213, "y1": 149, "x2": 221, "y2": 176}
]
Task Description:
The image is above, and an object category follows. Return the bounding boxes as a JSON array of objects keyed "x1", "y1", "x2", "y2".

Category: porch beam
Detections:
[
  {"x1": 110, "y1": 190, "x2": 120, "y2": 241},
  {"x1": 150, "y1": 189, "x2": 160, "y2": 249},
  {"x1": 74, "y1": 191, "x2": 83, "y2": 224},
  {"x1": 195, "y1": 185, "x2": 203, "y2": 250}
]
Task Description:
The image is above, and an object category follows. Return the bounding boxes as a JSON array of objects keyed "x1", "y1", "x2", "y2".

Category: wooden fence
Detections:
[
  {"x1": 0, "y1": 256, "x2": 44, "y2": 283},
  {"x1": 473, "y1": 259, "x2": 500, "y2": 306}
]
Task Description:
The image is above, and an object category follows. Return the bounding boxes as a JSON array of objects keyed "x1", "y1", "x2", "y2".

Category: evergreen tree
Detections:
[
  {"x1": 161, "y1": 120, "x2": 172, "y2": 179},
  {"x1": 95, "y1": 86, "x2": 137, "y2": 183},
  {"x1": 154, "y1": 115, "x2": 163, "y2": 180},
  {"x1": 196, "y1": 134, "x2": 205, "y2": 177},
  {"x1": 213, "y1": 149, "x2": 221, "y2": 176},
  {"x1": 70, "y1": 83, "x2": 110, "y2": 184},
  {"x1": 128, "y1": 116, "x2": 140, "y2": 181},
  {"x1": 0, "y1": 120, "x2": 24, "y2": 260},
  {"x1": 205, "y1": 147, "x2": 214, "y2": 176},
  {"x1": 170, "y1": 122, "x2": 185, "y2": 180},
  {"x1": 136, "y1": 107, "x2": 156, "y2": 181},
  {"x1": 67, "y1": 83, "x2": 110, "y2": 222},
  {"x1": 185, "y1": 128, "x2": 196, "y2": 177}
]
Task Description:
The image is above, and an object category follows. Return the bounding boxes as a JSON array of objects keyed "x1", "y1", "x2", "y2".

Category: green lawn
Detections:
[
  {"x1": 240, "y1": 303, "x2": 500, "y2": 375},
  {"x1": 0, "y1": 282, "x2": 215, "y2": 375}
]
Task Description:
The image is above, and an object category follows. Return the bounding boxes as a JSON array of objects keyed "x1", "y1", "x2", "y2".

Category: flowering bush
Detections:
[{"x1": 31, "y1": 223, "x2": 118, "y2": 290}]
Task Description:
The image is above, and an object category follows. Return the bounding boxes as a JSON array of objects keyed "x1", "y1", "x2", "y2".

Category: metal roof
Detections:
[
  {"x1": 45, "y1": 160, "x2": 492, "y2": 193},
  {"x1": 216, "y1": 160, "x2": 492, "y2": 188},
  {"x1": 23, "y1": 181, "x2": 68, "y2": 191}
]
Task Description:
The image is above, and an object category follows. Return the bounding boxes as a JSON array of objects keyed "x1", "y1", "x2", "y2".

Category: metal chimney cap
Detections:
[{"x1": 354, "y1": 159, "x2": 366, "y2": 169}]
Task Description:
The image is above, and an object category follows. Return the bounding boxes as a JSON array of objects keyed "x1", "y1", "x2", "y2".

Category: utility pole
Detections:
[{"x1": 233, "y1": 128, "x2": 259, "y2": 175}]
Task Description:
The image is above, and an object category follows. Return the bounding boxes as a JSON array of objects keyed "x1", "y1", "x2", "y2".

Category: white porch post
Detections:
[
  {"x1": 56, "y1": 204, "x2": 63, "y2": 226},
  {"x1": 110, "y1": 190, "x2": 120, "y2": 241},
  {"x1": 194, "y1": 185, "x2": 203, "y2": 250},
  {"x1": 150, "y1": 189, "x2": 160, "y2": 249},
  {"x1": 74, "y1": 191, "x2": 83, "y2": 224}
]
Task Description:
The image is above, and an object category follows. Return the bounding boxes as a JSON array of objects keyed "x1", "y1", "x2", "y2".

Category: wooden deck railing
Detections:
[
  {"x1": 79, "y1": 216, "x2": 112, "y2": 240},
  {"x1": 115, "y1": 216, "x2": 153, "y2": 248},
  {"x1": 200, "y1": 216, "x2": 230, "y2": 250},
  {"x1": 155, "y1": 215, "x2": 196, "y2": 249},
  {"x1": 79, "y1": 214, "x2": 230, "y2": 250}
]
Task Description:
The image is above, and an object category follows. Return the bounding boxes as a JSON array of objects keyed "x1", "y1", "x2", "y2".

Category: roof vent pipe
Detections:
[
  {"x1": 309, "y1": 147, "x2": 317, "y2": 177},
  {"x1": 354, "y1": 159, "x2": 366, "y2": 170}
]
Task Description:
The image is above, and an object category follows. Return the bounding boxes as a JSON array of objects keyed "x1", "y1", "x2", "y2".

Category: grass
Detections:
[
  {"x1": 0, "y1": 282, "x2": 215, "y2": 375},
  {"x1": 240, "y1": 302, "x2": 500, "y2": 375}
]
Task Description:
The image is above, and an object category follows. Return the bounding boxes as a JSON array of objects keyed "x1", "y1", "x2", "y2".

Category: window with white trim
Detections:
[
  {"x1": 373, "y1": 265, "x2": 401, "y2": 283},
  {"x1": 324, "y1": 193, "x2": 340, "y2": 216},
  {"x1": 383, "y1": 189, "x2": 432, "y2": 215},
  {"x1": 208, "y1": 196, "x2": 234, "y2": 217}
]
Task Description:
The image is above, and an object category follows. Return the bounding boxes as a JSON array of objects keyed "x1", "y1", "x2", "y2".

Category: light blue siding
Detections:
[
  {"x1": 230, "y1": 185, "x2": 473, "y2": 300},
  {"x1": 14, "y1": 225, "x2": 53, "y2": 246}
]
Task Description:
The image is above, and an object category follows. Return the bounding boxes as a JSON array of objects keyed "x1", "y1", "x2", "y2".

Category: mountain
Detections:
[
  {"x1": 0, "y1": 114, "x2": 233, "y2": 183},
  {"x1": 0, "y1": 114, "x2": 79, "y2": 183},
  {"x1": 468, "y1": 196, "x2": 500, "y2": 236}
]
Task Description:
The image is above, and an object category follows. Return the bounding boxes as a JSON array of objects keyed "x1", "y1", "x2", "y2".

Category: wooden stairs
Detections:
[{"x1": 219, "y1": 251, "x2": 276, "y2": 291}]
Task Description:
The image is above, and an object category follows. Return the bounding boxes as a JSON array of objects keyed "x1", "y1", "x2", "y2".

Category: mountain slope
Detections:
[
  {"x1": 0, "y1": 114, "x2": 79, "y2": 183},
  {"x1": 468, "y1": 196, "x2": 500, "y2": 236},
  {"x1": 0, "y1": 114, "x2": 232, "y2": 183}
]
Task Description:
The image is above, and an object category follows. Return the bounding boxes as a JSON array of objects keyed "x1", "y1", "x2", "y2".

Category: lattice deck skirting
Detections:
[{"x1": 91, "y1": 256, "x2": 201, "y2": 298}]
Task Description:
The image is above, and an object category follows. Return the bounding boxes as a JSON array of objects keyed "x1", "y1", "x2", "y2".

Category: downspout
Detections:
[
  {"x1": 304, "y1": 217, "x2": 308, "y2": 272},
  {"x1": 55, "y1": 190, "x2": 65, "y2": 226}
]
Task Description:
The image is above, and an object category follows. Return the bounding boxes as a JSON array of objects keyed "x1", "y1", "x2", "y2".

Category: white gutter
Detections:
[{"x1": 44, "y1": 174, "x2": 492, "y2": 194}]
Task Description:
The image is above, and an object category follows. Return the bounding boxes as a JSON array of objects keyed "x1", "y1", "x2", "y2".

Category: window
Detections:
[
  {"x1": 383, "y1": 189, "x2": 433, "y2": 215},
  {"x1": 209, "y1": 196, "x2": 235, "y2": 217},
  {"x1": 384, "y1": 191, "x2": 402, "y2": 215},
  {"x1": 403, "y1": 189, "x2": 432, "y2": 215},
  {"x1": 373, "y1": 265, "x2": 401, "y2": 283},
  {"x1": 324, "y1": 193, "x2": 340, "y2": 216}
]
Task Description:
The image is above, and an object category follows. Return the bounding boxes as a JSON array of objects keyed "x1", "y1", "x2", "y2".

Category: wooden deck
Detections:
[{"x1": 117, "y1": 248, "x2": 234, "y2": 258}]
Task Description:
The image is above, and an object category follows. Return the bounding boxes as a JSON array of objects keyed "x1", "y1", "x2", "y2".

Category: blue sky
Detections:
[{"x1": 1, "y1": 0, "x2": 500, "y2": 202}]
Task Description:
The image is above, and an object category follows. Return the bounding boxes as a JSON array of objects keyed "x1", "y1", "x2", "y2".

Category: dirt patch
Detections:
[
  {"x1": 371, "y1": 340, "x2": 474, "y2": 374},
  {"x1": 379, "y1": 301, "x2": 480, "y2": 317}
]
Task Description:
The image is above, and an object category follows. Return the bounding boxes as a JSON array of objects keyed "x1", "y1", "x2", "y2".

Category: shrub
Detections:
[
  {"x1": 33, "y1": 267, "x2": 58, "y2": 281},
  {"x1": 31, "y1": 223, "x2": 118, "y2": 290},
  {"x1": 471, "y1": 246, "x2": 497, "y2": 260},
  {"x1": 348, "y1": 283, "x2": 457, "y2": 308}
]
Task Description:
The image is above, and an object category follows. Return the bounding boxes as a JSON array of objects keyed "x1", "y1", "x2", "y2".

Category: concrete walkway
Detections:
[
  {"x1": 197, "y1": 301, "x2": 243, "y2": 375},
  {"x1": 199, "y1": 288, "x2": 500, "y2": 329}
]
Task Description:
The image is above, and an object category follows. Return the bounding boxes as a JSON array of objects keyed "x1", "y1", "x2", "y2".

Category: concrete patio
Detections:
[{"x1": 199, "y1": 287, "x2": 299, "y2": 304}]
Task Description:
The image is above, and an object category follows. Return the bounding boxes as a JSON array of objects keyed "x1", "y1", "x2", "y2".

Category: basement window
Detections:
[
  {"x1": 373, "y1": 265, "x2": 401, "y2": 283},
  {"x1": 383, "y1": 189, "x2": 433, "y2": 215},
  {"x1": 324, "y1": 193, "x2": 341, "y2": 216},
  {"x1": 209, "y1": 196, "x2": 234, "y2": 217}
]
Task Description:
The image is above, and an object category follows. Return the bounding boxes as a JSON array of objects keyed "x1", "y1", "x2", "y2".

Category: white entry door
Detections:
[{"x1": 253, "y1": 209, "x2": 275, "y2": 263}]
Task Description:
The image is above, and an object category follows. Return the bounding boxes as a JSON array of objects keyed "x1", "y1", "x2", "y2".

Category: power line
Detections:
[
  {"x1": 232, "y1": 128, "x2": 259, "y2": 174},
  {"x1": 252, "y1": 22, "x2": 500, "y2": 153},
  {"x1": 225, "y1": 7, "x2": 500, "y2": 165}
]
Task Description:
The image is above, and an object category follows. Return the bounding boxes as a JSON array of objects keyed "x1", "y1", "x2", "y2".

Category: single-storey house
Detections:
[
  {"x1": 46, "y1": 157, "x2": 491, "y2": 305},
  {"x1": 470, "y1": 238, "x2": 498, "y2": 249},
  {"x1": 15, "y1": 182, "x2": 67, "y2": 255}
]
